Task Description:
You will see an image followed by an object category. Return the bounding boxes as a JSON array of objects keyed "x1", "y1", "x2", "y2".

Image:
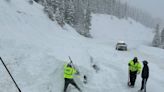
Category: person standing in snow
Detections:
[
  {"x1": 139, "y1": 60, "x2": 149, "y2": 92},
  {"x1": 63, "y1": 62, "x2": 82, "y2": 92},
  {"x1": 128, "y1": 57, "x2": 142, "y2": 87}
]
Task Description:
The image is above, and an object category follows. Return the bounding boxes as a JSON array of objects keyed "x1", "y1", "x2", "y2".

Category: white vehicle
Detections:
[{"x1": 116, "y1": 41, "x2": 127, "y2": 51}]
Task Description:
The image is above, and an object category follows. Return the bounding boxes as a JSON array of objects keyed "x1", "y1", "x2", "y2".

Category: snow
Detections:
[{"x1": 0, "y1": 0, "x2": 164, "y2": 92}]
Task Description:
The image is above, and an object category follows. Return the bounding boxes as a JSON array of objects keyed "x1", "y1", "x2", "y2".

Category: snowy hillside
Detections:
[
  {"x1": 91, "y1": 14, "x2": 154, "y2": 47},
  {"x1": 0, "y1": 0, "x2": 164, "y2": 92}
]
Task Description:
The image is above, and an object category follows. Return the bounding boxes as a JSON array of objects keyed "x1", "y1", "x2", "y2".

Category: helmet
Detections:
[
  {"x1": 143, "y1": 60, "x2": 148, "y2": 65},
  {"x1": 133, "y1": 57, "x2": 138, "y2": 62}
]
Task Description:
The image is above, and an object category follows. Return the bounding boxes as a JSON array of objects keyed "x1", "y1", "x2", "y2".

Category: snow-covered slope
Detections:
[
  {"x1": 91, "y1": 14, "x2": 154, "y2": 49},
  {"x1": 90, "y1": 14, "x2": 164, "y2": 92},
  {"x1": 0, "y1": 0, "x2": 164, "y2": 92},
  {"x1": 0, "y1": 0, "x2": 89, "y2": 92}
]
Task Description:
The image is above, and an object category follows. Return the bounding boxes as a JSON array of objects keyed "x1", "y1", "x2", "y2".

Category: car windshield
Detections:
[{"x1": 117, "y1": 43, "x2": 126, "y2": 45}]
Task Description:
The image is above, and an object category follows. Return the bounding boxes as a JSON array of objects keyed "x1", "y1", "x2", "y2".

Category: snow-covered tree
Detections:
[
  {"x1": 53, "y1": 0, "x2": 65, "y2": 27},
  {"x1": 160, "y1": 28, "x2": 164, "y2": 45},
  {"x1": 44, "y1": 5, "x2": 55, "y2": 21},
  {"x1": 72, "y1": 0, "x2": 92, "y2": 37},
  {"x1": 55, "y1": 8, "x2": 65, "y2": 27},
  {"x1": 35, "y1": 0, "x2": 157, "y2": 37},
  {"x1": 152, "y1": 24, "x2": 161, "y2": 47},
  {"x1": 73, "y1": 0, "x2": 85, "y2": 35},
  {"x1": 64, "y1": 0, "x2": 75, "y2": 26},
  {"x1": 83, "y1": 1, "x2": 92, "y2": 37}
]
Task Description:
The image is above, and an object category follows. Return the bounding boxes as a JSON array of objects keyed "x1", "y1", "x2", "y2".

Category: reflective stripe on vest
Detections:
[
  {"x1": 129, "y1": 60, "x2": 141, "y2": 72},
  {"x1": 64, "y1": 67, "x2": 73, "y2": 75},
  {"x1": 64, "y1": 65, "x2": 76, "y2": 79}
]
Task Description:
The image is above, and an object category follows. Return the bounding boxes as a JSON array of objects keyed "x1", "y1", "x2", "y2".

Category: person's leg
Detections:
[
  {"x1": 70, "y1": 79, "x2": 81, "y2": 92},
  {"x1": 140, "y1": 78, "x2": 145, "y2": 90},
  {"x1": 143, "y1": 78, "x2": 148, "y2": 92},
  {"x1": 130, "y1": 72, "x2": 137, "y2": 86},
  {"x1": 64, "y1": 78, "x2": 70, "y2": 92},
  {"x1": 132, "y1": 73, "x2": 137, "y2": 86},
  {"x1": 129, "y1": 72, "x2": 133, "y2": 85}
]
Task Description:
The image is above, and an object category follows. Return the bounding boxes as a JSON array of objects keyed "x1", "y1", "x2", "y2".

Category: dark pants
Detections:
[
  {"x1": 129, "y1": 71, "x2": 137, "y2": 86},
  {"x1": 64, "y1": 78, "x2": 81, "y2": 92},
  {"x1": 140, "y1": 78, "x2": 148, "y2": 90}
]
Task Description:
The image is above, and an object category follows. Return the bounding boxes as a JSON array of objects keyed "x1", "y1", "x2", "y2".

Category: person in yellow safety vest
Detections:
[
  {"x1": 128, "y1": 57, "x2": 142, "y2": 87},
  {"x1": 63, "y1": 62, "x2": 81, "y2": 92}
]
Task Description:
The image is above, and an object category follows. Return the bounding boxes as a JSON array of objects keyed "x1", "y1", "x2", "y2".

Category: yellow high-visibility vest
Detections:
[
  {"x1": 129, "y1": 60, "x2": 141, "y2": 73},
  {"x1": 64, "y1": 64, "x2": 76, "y2": 79}
]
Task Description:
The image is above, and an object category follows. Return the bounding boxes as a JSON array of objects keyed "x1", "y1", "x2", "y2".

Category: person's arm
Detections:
[
  {"x1": 128, "y1": 60, "x2": 133, "y2": 66},
  {"x1": 137, "y1": 62, "x2": 142, "y2": 74},
  {"x1": 147, "y1": 66, "x2": 149, "y2": 78},
  {"x1": 64, "y1": 63, "x2": 67, "y2": 68}
]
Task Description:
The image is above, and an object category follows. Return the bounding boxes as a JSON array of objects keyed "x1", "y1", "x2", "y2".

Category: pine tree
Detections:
[
  {"x1": 53, "y1": 0, "x2": 65, "y2": 27},
  {"x1": 160, "y1": 28, "x2": 164, "y2": 46},
  {"x1": 44, "y1": 5, "x2": 55, "y2": 21},
  {"x1": 55, "y1": 8, "x2": 65, "y2": 27},
  {"x1": 73, "y1": 0, "x2": 85, "y2": 35},
  {"x1": 152, "y1": 24, "x2": 161, "y2": 47},
  {"x1": 64, "y1": 0, "x2": 75, "y2": 26},
  {"x1": 83, "y1": 1, "x2": 92, "y2": 37}
]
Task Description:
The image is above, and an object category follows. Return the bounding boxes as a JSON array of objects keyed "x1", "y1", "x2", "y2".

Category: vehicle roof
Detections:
[{"x1": 117, "y1": 41, "x2": 125, "y2": 43}]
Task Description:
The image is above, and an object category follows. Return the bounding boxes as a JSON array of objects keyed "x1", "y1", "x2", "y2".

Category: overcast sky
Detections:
[{"x1": 125, "y1": 0, "x2": 164, "y2": 24}]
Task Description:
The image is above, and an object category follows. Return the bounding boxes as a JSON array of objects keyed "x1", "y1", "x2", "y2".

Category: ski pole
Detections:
[
  {"x1": 0, "y1": 57, "x2": 21, "y2": 92},
  {"x1": 68, "y1": 56, "x2": 80, "y2": 74},
  {"x1": 68, "y1": 56, "x2": 73, "y2": 63},
  {"x1": 68, "y1": 56, "x2": 75, "y2": 68},
  {"x1": 68, "y1": 56, "x2": 87, "y2": 84},
  {"x1": 69, "y1": 56, "x2": 80, "y2": 69}
]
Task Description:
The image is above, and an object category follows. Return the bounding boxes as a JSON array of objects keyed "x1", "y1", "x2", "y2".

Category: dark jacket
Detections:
[{"x1": 141, "y1": 64, "x2": 149, "y2": 78}]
